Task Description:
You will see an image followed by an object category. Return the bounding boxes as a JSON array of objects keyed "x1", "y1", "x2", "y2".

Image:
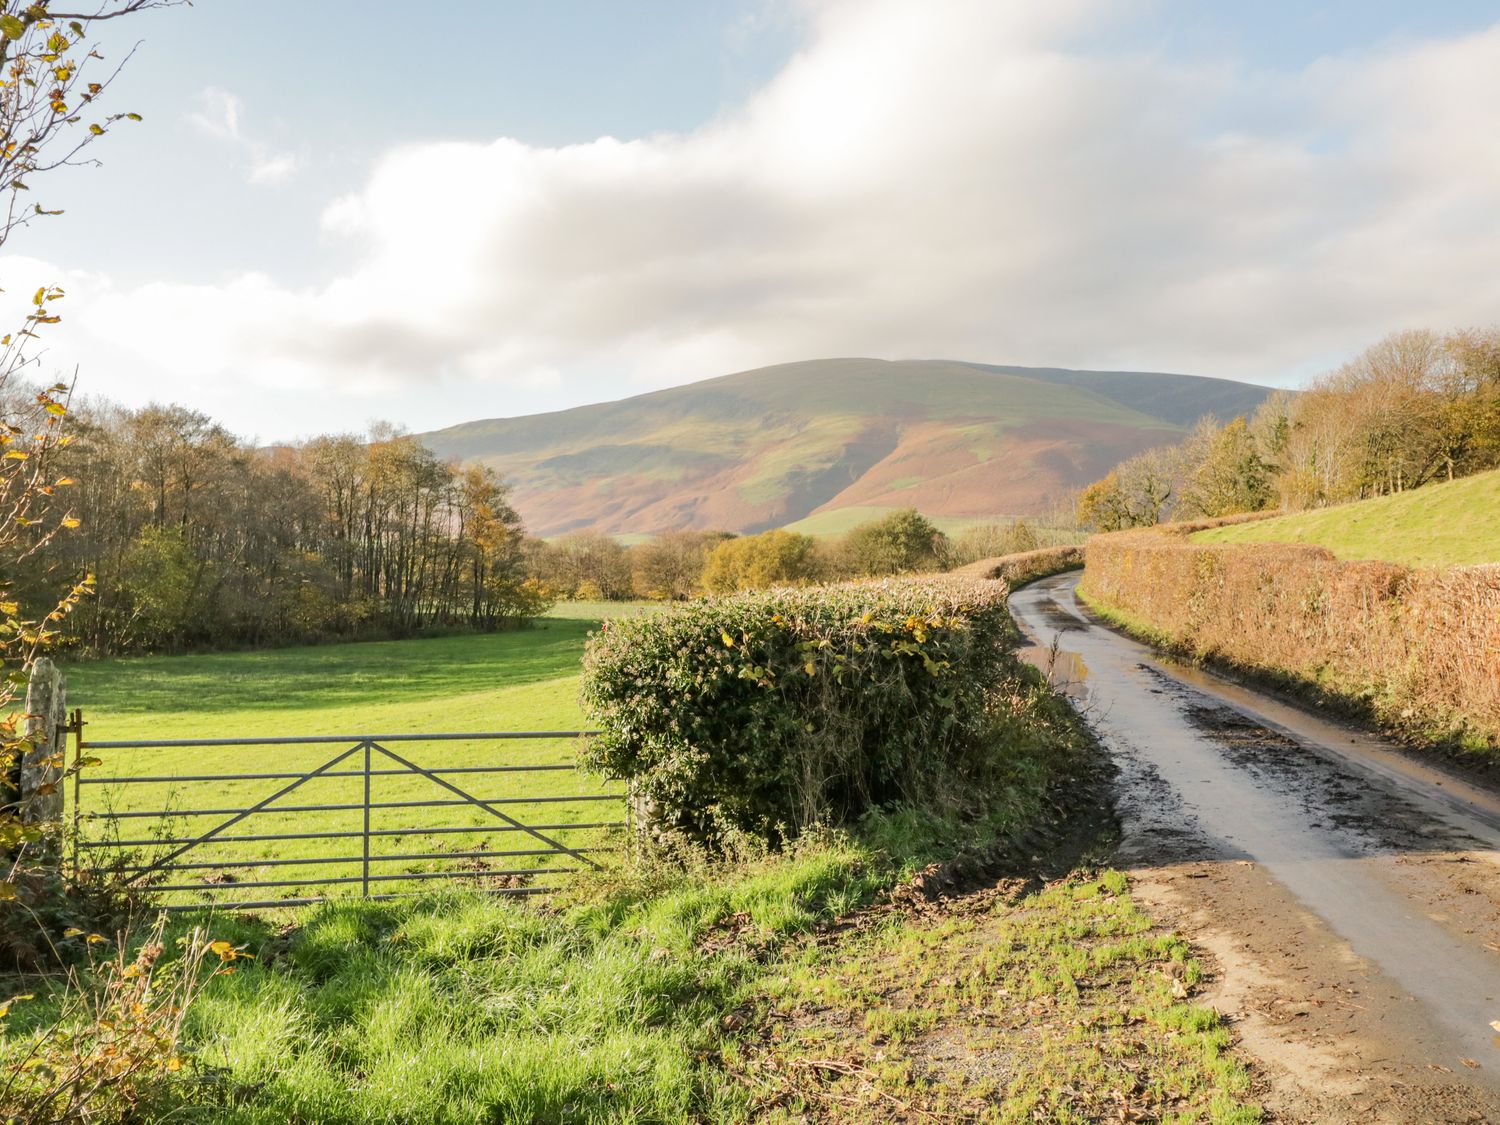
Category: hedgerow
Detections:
[
  {"x1": 949, "y1": 544, "x2": 1085, "y2": 584},
  {"x1": 580, "y1": 576, "x2": 1044, "y2": 846},
  {"x1": 1080, "y1": 526, "x2": 1500, "y2": 755}
]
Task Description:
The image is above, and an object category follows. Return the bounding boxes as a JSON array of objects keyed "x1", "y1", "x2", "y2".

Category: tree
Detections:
[
  {"x1": 700, "y1": 530, "x2": 820, "y2": 593},
  {"x1": 1076, "y1": 444, "x2": 1181, "y2": 531},
  {"x1": 631, "y1": 529, "x2": 730, "y2": 600},
  {"x1": 1177, "y1": 417, "x2": 1275, "y2": 519},
  {"x1": 841, "y1": 508, "x2": 947, "y2": 575},
  {"x1": 531, "y1": 531, "x2": 634, "y2": 600},
  {"x1": 949, "y1": 519, "x2": 1042, "y2": 567}
]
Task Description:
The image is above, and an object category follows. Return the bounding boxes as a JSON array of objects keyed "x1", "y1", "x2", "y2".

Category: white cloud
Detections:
[
  {"x1": 27, "y1": 1, "x2": 1500, "y2": 436},
  {"x1": 189, "y1": 87, "x2": 298, "y2": 186}
]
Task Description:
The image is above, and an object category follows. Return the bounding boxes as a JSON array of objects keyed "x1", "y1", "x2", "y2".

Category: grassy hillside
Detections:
[
  {"x1": 779, "y1": 505, "x2": 998, "y2": 538},
  {"x1": 1193, "y1": 468, "x2": 1500, "y2": 567},
  {"x1": 422, "y1": 359, "x2": 1272, "y2": 537}
]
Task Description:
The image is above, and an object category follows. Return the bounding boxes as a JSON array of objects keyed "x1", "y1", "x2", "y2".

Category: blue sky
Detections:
[{"x1": 8, "y1": 1, "x2": 1500, "y2": 439}]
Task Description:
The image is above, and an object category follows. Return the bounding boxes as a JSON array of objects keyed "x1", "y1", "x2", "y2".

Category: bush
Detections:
[
  {"x1": 579, "y1": 576, "x2": 1026, "y2": 846},
  {"x1": 1, "y1": 916, "x2": 244, "y2": 1124}
]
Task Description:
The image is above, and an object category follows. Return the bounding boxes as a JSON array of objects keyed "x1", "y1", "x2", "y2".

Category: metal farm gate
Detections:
[{"x1": 66, "y1": 715, "x2": 627, "y2": 911}]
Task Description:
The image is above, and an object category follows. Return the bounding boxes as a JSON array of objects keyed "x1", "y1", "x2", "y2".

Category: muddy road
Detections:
[{"x1": 1012, "y1": 572, "x2": 1500, "y2": 1124}]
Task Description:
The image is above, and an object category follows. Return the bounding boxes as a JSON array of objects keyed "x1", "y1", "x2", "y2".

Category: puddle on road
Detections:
[
  {"x1": 1019, "y1": 642, "x2": 1090, "y2": 704},
  {"x1": 1010, "y1": 574, "x2": 1500, "y2": 1077}
]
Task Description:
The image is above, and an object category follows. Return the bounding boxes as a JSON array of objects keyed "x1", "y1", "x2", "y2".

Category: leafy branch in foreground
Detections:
[
  {"x1": 0, "y1": 915, "x2": 250, "y2": 1124},
  {"x1": 1, "y1": 0, "x2": 180, "y2": 943}
]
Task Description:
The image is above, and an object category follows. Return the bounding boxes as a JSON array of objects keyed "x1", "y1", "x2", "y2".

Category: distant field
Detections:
[
  {"x1": 1192, "y1": 468, "x2": 1500, "y2": 568},
  {"x1": 62, "y1": 612, "x2": 633, "y2": 907}
]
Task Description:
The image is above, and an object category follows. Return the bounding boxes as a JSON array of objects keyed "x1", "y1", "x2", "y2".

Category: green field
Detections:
[
  {"x1": 61, "y1": 610, "x2": 645, "y2": 908},
  {"x1": 1192, "y1": 468, "x2": 1500, "y2": 568}
]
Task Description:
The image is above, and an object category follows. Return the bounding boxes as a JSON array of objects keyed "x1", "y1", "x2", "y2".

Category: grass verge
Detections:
[{"x1": 737, "y1": 872, "x2": 1260, "y2": 1123}]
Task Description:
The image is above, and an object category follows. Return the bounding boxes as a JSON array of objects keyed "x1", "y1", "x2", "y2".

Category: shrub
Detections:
[
  {"x1": 0, "y1": 916, "x2": 244, "y2": 1124},
  {"x1": 579, "y1": 576, "x2": 1024, "y2": 846}
]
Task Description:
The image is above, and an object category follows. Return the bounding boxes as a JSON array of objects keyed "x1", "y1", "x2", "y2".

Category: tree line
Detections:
[
  {"x1": 5, "y1": 398, "x2": 544, "y2": 655},
  {"x1": 527, "y1": 509, "x2": 1079, "y2": 601},
  {"x1": 1077, "y1": 327, "x2": 1500, "y2": 530}
]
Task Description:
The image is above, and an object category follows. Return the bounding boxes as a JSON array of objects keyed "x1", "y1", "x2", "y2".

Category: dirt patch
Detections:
[{"x1": 1131, "y1": 860, "x2": 1499, "y2": 1124}]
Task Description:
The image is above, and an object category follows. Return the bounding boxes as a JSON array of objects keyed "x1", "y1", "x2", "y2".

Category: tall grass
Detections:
[{"x1": 7, "y1": 810, "x2": 1038, "y2": 1124}]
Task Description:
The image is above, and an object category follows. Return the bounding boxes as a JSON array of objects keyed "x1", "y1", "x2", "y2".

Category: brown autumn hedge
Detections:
[
  {"x1": 1079, "y1": 526, "x2": 1500, "y2": 754},
  {"x1": 949, "y1": 545, "x2": 1085, "y2": 585}
]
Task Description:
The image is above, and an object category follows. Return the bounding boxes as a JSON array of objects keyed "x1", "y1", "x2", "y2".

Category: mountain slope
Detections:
[
  {"x1": 1192, "y1": 468, "x2": 1500, "y2": 568},
  {"x1": 422, "y1": 359, "x2": 1273, "y2": 537}
]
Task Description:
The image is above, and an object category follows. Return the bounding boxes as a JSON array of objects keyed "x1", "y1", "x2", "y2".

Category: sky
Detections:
[{"x1": 4, "y1": 0, "x2": 1500, "y2": 441}]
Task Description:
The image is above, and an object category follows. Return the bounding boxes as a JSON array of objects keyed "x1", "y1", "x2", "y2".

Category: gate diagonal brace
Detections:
[
  {"x1": 131, "y1": 743, "x2": 365, "y2": 881},
  {"x1": 367, "y1": 742, "x2": 602, "y2": 870}
]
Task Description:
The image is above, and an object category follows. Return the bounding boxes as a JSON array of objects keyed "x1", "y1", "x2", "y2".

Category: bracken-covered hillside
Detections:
[{"x1": 421, "y1": 358, "x2": 1272, "y2": 536}]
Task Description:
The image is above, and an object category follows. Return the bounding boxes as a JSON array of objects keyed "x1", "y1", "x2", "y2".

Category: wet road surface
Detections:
[{"x1": 1011, "y1": 572, "x2": 1500, "y2": 1123}]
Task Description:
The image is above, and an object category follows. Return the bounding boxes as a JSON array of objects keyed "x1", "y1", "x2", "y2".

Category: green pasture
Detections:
[
  {"x1": 1193, "y1": 467, "x2": 1500, "y2": 568},
  {"x1": 60, "y1": 611, "x2": 645, "y2": 908}
]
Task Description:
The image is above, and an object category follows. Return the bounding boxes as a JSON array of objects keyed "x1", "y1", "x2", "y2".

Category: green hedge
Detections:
[{"x1": 579, "y1": 577, "x2": 1019, "y2": 845}]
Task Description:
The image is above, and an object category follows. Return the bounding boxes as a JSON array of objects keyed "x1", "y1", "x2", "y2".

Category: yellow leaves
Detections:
[
  {"x1": 721, "y1": 631, "x2": 735, "y2": 648},
  {"x1": 0, "y1": 14, "x2": 24, "y2": 40},
  {"x1": 4, "y1": 449, "x2": 29, "y2": 460},
  {"x1": 0, "y1": 993, "x2": 35, "y2": 1018},
  {"x1": 31, "y1": 286, "x2": 45, "y2": 306},
  {"x1": 209, "y1": 939, "x2": 253, "y2": 964},
  {"x1": 61, "y1": 517, "x2": 80, "y2": 528}
]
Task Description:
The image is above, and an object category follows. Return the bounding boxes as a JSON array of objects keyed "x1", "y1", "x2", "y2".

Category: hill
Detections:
[
  {"x1": 422, "y1": 359, "x2": 1273, "y2": 537},
  {"x1": 1192, "y1": 468, "x2": 1500, "y2": 568}
]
